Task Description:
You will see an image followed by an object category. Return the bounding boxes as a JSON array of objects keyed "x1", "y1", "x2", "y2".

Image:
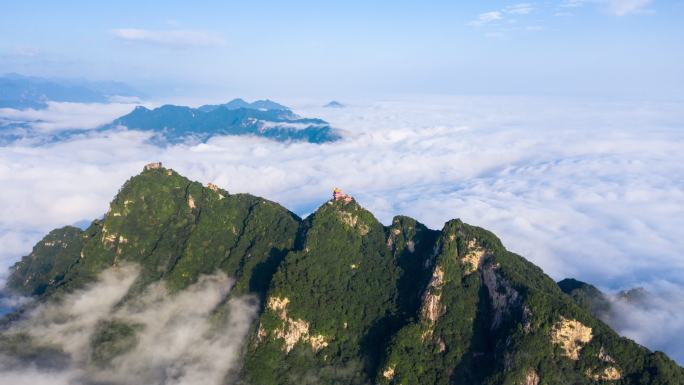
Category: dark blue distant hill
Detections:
[
  {"x1": 0, "y1": 73, "x2": 140, "y2": 110},
  {"x1": 324, "y1": 100, "x2": 345, "y2": 108},
  {"x1": 106, "y1": 100, "x2": 341, "y2": 144},
  {"x1": 198, "y1": 98, "x2": 290, "y2": 112}
]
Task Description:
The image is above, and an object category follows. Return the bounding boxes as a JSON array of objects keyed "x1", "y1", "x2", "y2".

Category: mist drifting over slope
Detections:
[{"x1": 0, "y1": 265, "x2": 257, "y2": 385}]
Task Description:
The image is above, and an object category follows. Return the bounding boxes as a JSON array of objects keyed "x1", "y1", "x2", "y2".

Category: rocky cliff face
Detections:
[{"x1": 2, "y1": 166, "x2": 683, "y2": 385}]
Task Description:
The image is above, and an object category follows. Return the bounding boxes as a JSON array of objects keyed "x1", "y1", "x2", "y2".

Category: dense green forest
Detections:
[{"x1": 3, "y1": 164, "x2": 683, "y2": 384}]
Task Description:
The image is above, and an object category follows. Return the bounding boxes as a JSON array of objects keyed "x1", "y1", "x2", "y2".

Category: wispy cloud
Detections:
[
  {"x1": 110, "y1": 28, "x2": 225, "y2": 48},
  {"x1": 560, "y1": 0, "x2": 587, "y2": 8},
  {"x1": 469, "y1": 11, "x2": 504, "y2": 26},
  {"x1": 506, "y1": 3, "x2": 535, "y2": 15},
  {"x1": 468, "y1": 4, "x2": 535, "y2": 30},
  {"x1": 560, "y1": 0, "x2": 654, "y2": 15},
  {"x1": 607, "y1": 0, "x2": 653, "y2": 15}
]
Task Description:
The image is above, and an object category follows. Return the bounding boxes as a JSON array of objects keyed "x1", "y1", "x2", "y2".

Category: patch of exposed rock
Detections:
[
  {"x1": 386, "y1": 224, "x2": 407, "y2": 251},
  {"x1": 383, "y1": 365, "x2": 395, "y2": 380},
  {"x1": 420, "y1": 265, "x2": 445, "y2": 338},
  {"x1": 522, "y1": 305, "x2": 534, "y2": 333},
  {"x1": 598, "y1": 346, "x2": 616, "y2": 363},
  {"x1": 263, "y1": 296, "x2": 328, "y2": 353},
  {"x1": 520, "y1": 368, "x2": 540, "y2": 385},
  {"x1": 462, "y1": 239, "x2": 486, "y2": 275},
  {"x1": 550, "y1": 316, "x2": 593, "y2": 360},
  {"x1": 207, "y1": 183, "x2": 225, "y2": 199},
  {"x1": 338, "y1": 211, "x2": 369, "y2": 235},
  {"x1": 586, "y1": 366, "x2": 622, "y2": 381},
  {"x1": 482, "y1": 263, "x2": 521, "y2": 330}
]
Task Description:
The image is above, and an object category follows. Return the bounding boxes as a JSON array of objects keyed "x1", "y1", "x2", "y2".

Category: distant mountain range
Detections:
[
  {"x1": 106, "y1": 99, "x2": 342, "y2": 144},
  {"x1": 0, "y1": 73, "x2": 340, "y2": 144},
  {"x1": 197, "y1": 98, "x2": 290, "y2": 112},
  {"x1": 0, "y1": 73, "x2": 140, "y2": 109},
  {"x1": 0, "y1": 97, "x2": 343, "y2": 145}
]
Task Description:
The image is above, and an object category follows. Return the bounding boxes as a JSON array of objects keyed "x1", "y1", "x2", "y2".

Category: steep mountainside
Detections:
[
  {"x1": 558, "y1": 278, "x2": 614, "y2": 320},
  {"x1": 2, "y1": 165, "x2": 683, "y2": 385},
  {"x1": 7, "y1": 164, "x2": 299, "y2": 299}
]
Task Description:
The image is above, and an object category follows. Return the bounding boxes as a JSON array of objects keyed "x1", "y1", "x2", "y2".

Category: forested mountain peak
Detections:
[{"x1": 2, "y1": 165, "x2": 683, "y2": 385}]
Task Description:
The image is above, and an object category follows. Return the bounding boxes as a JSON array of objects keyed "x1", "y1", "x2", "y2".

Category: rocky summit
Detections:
[{"x1": 2, "y1": 164, "x2": 683, "y2": 385}]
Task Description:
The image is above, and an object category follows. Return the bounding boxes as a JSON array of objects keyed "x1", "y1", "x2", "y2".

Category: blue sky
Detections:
[{"x1": 2, "y1": 0, "x2": 683, "y2": 99}]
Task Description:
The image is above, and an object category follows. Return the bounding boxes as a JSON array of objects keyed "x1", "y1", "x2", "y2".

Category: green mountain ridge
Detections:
[
  {"x1": 557, "y1": 278, "x2": 614, "y2": 321},
  {"x1": 2, "y1": 164, "x2": 683, "y2": 385}
]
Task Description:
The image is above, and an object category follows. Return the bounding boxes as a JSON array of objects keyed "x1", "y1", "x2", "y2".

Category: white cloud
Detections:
[
  {"x1": 607, "y1": 0, "x2": 653, "y2": 15},
  {"x1": 111, "y1": 28, "x2": 225, "y2": 48},
  {"x1": 506, "y1": 3, "x2": 535, "y2": 15},
  {"x1": 561, "y1": 0, "x2": 588, "y2": 8},
  {"x1": 0, "y1": 96, "x2": 683, "y2": 363},
  {"x1": 469, "y1": 11, "x2": 503, "y2": 26},
  {"x1": 560, "y1": 0, "x2": 653, "y2": 15},
  {"x1": 469, "y1": 4, "x2": 534, "y2": 29}
]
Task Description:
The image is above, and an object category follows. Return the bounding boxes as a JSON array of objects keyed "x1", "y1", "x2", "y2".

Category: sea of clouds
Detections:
[{"x1": 0, "y1": 95, "x2": 683, "y2": 366}]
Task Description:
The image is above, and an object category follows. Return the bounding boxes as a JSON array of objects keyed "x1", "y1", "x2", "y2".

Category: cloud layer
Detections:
[
  {"x1": 0, "y1": 95, "x2": 683, "y2": 363},
  {"x1": 0, "y1": 101, "x2": 136, "y2": 133},
  {"x1": 594, "y1": 281, "x2": 684, "y2": 365}
]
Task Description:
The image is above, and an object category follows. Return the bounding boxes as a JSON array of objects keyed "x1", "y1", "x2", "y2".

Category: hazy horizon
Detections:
[{"x1": 2, "y1": 1, "x2": 683, "y2": 100}]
